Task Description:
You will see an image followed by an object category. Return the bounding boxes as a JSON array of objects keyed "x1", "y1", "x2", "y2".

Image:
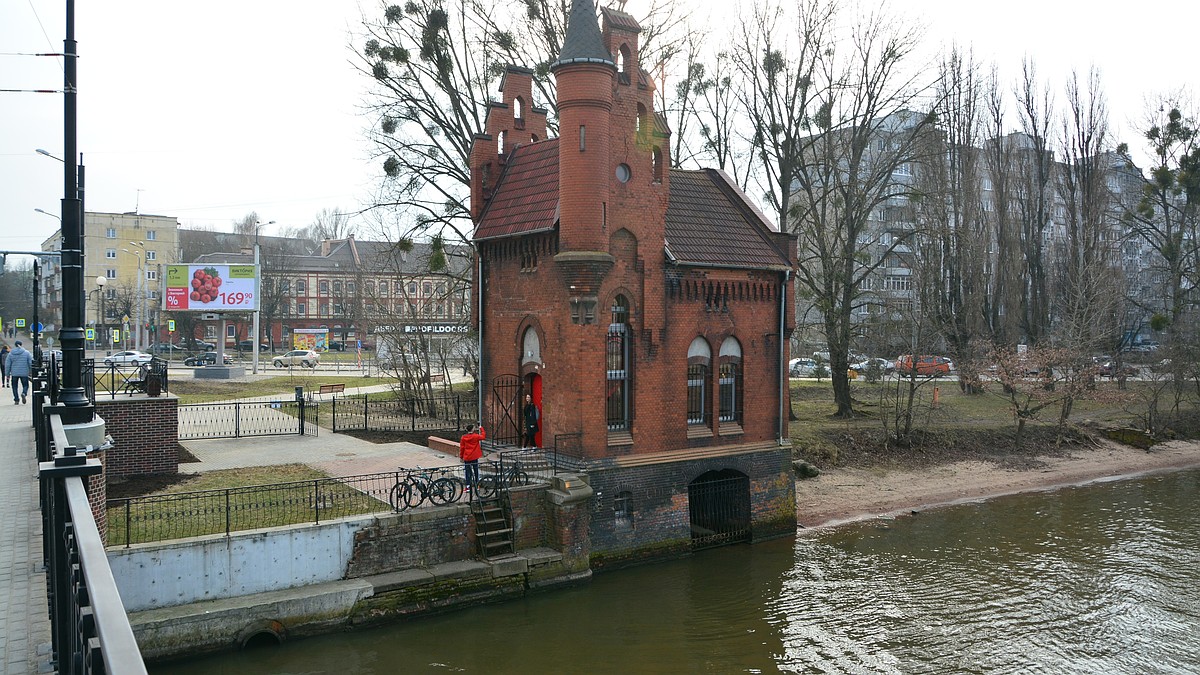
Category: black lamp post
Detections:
[{"x1": 55, "y1": 0, "x2": 91, "y2": 423}]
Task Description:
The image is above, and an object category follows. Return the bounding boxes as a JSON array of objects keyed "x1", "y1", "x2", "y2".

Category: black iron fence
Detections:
[
  {"x1": 45, "y1": 354, "x2": 171, "y2": 402},
  {"x1": 178, "y1": 399, "x2": 318, "y2": 440},
  {"x1": 330, "y1": 393, "x2": 477, "y2": 434},
  {"x1": 38, "y1": 406, "x2": 148, "y2": 673},
  {"x1": 107, "y1": 446, "x2": 569, "y2": 547}
]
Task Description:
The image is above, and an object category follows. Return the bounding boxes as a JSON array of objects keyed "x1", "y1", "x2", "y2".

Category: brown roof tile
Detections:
[
  {"x1": 474, "y1": 151, "x2": 792, "y2": 271},
  {"x1": 473, "y1": 139, "x2": 561, "y2": 241},
  {"x1": 664, "y1": 169, "x2": 792, "y2": 270}
]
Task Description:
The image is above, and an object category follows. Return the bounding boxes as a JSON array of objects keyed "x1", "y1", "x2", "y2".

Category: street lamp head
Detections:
[
  {"x1": 34, "y1": 208, "x2": 61, "y2": 220},
  {"x1": 96, "y1": 276, "x2": 106, "y2": 287},
  {"x1": 36, "y1": 148, "x2": 64, "y2": 162}
]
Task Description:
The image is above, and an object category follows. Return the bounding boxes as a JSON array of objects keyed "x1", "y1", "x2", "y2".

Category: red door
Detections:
[{"x1": 526, "y1": 373, "x2": 543, "y2": 447}]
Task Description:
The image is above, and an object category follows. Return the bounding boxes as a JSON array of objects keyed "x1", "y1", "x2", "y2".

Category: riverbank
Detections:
[{"x1": 796, "y1": 438, "x2": 1200, "y2": 530}]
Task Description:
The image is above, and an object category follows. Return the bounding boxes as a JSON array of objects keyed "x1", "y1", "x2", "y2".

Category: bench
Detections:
[{"x1": 318, "y1": 383, "x2": 345, "y2": 396}]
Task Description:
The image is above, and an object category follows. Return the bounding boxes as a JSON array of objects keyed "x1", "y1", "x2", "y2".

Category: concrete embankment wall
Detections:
[
  {"x1": 109, "y1": 516, "x2": 368, "y2": 611},
  {"x1": 120, "y1": 481, "x2": 594, "y2": 662}
]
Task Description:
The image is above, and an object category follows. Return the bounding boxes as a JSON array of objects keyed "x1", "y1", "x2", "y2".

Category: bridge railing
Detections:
[{"x1": 39, "y1": 406, "x2": 147, "y2": 674}]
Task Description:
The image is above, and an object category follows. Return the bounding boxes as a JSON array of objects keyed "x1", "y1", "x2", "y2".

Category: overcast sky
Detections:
[{"x1": 2, "y1": 0, "x2": 1195, "y2": 265}]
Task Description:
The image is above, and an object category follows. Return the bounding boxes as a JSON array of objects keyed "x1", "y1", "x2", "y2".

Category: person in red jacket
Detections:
[{"x1": 459, "y1": 423, "x2": 485, "y2": 494}]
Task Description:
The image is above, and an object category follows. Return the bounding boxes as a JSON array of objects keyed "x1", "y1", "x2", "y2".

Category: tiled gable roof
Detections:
[
  {"x1": 473, "y1": 156, "x2": 791, "y2": 270},
  {"x1": 473, "y1": 139, "x2": 560, "y2": 241},
  {"x1": 664, "y1": 169, "x2": 792, "y2": 270}
]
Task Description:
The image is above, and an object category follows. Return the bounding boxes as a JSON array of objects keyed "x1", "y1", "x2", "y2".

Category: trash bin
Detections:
[{"x1": 146, "y1": 372, "x2": 162, "y2": 397}]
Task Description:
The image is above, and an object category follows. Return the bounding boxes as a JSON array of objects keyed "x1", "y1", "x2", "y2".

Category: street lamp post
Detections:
[
  {"x1": 122, "y1": 244, "x2": 146, "y2": 350},
  {"x1": 252, "y1": 220, "x2": 274, "y2": 375},
  {"x1": 96, "y1": 275, "x2": 107, "y2": 354}
]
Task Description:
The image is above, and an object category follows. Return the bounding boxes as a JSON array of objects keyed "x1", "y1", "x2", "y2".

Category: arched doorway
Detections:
[
  {"x1": 524, "y1": 372, "x2": 542, "y2": 447},
  {"x1": 688, "y1": 469, "x2": 751, "y2": 549}
]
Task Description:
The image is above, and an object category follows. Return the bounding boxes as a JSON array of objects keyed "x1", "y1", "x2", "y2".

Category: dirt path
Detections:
[{"x1": 796, "y1": 439, "x2": 1200, "y2": 530}]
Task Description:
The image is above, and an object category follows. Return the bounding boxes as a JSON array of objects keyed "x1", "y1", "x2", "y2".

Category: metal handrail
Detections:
[{"x1": 40, "y1": 408, "x2": 148, "y2": 674}]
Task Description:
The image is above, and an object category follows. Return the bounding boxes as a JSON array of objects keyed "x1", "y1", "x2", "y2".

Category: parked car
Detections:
[
  {"x1": 149, "y1": 342, "x2": 185, "y2": 353},
  {"x1": 103, "y1": 350, "x2": 154, "y2": 367},
  {"x1": 851, "y1": 357, "x2": 895, "y2": 375},
  {"x1": 183, "y1": 352, "x2": 233, "y2": 366},
  {"x1": 182, "y1": 339, "x2": 215, "y2": 351},
  {"x1": 272, "y1": 349, "x2": 320, "y2": 368},
  {"x1": 1097, "y1": 361, "x2": 1138, "y2": 378},
  {"x1": 327, "y1": 341, "x2": 346, "y2": 352},
  {"x1": 895, "y1": 355, "x2": 953, "y2": 376},
  {"x1": 789, "y1": 358, "x2": 817, "y2": 378},
  {"x1": 235, "y1": 339, "x2": 271, "y2": 351}
]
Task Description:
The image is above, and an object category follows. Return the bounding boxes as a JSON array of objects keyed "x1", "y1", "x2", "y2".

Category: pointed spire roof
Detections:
[{"x1": 551, "y1": 0, "x2": 614, "y2": 72}]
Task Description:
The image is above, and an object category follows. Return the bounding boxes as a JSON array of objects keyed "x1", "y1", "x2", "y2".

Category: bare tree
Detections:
[
  {"x1": 786, "y1": 5, "x2": 938, "y2": 417},
  {"x1": 357, "y1": 0, "x2": 694, "y2": 246},
  {"x1": 913, "y1": 45, "x2": 990, "y2": 394},
  {"x1": 1011, "y1": 61, "x2": 1057, "y2": 345}
]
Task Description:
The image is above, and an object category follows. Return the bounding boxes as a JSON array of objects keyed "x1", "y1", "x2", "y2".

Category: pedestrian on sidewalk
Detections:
[
  {"x1": 459, "y1": 423, "x2": 485, "y2": 494},
  {"x1": 0, "y1": 344, "x2": 8, "y2": 387},
  {"x1": 8, "y1": 341, "x2": 33, "y2": 404},
  {"x1": 522, "y1": 394, "x2": 540, "y2": 448}
]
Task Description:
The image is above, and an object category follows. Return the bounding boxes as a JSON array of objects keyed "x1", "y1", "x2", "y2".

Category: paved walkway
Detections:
[
  {"x1": 180, "y1": 430, "x2": 458, "y2": 475},
  {"x1": 0, "y1": 341, "x2": 53, "y2": 674}
]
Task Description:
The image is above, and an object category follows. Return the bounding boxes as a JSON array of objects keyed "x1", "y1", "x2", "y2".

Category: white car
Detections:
[
  {"x1": 273, "y1": 349, "x2": 320, "y2": 368},
  {"x1": 789, "y1": 358, "x2": 817, "y2": 377},
  {"x1": 851, "y1": 357, "x2": 895, "y2": 375},
  {"x1": 103, "y1": 350, "x2": 153, "y2": 367}
]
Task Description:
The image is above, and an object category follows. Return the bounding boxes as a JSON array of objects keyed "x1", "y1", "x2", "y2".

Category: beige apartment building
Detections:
[{"x1": 40, "y1": 211, "x2": 181, "y2": 349}]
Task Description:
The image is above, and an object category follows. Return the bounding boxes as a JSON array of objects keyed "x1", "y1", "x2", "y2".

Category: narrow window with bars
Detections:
[{"x1": 606, "y1": 295, "x2": 631, "y2": 431}]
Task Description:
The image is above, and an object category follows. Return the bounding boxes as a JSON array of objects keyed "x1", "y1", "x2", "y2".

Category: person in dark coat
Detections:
[
  {"x1": 0, "y1": 345, "x2": 8, "y2": 388},
  {"x1": 523, "y1": 394, "x2": 540, "y2": 448},
  {"x1": 7, "y1": 341, "x2": 34, "y2": 404}
]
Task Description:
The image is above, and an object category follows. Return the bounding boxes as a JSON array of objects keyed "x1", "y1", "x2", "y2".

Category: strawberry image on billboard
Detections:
[{"x1": 163, "y1": 264, "x2": 259, "y2": 311}]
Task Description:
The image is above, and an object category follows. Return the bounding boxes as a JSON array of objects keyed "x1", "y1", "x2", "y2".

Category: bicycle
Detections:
[
  {"x1": 475, "y1": 457, "x2": 530, "y2": 499},
  {"x1": 389, "y1": 467, "x2": 462, "y2": 510}
]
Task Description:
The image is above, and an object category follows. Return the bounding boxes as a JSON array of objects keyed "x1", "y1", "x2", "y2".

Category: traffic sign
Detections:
[
  {"x1": 36, "y1": 322, "x2": 43, "y2": 333},
  {"x1": 168, "y1": 319, "x2": 176, "y2": 332},
  {"x1": 16, "y1": 318, "x2": 26, "y2": 328},
  {"x1": 86, "y1": 328, "x2": 95, "y2": 340}
]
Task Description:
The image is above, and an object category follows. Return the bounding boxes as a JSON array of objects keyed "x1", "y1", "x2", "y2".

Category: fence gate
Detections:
[
  {"x1": 688, "y1": 469, "x2": 751, "y2": 549},
  {"x1": 178, "y1": 400, "x2": 318, "y2": 440},
  {"x1": 489, "y1": 374, "x2": 523, "y2": 446}
]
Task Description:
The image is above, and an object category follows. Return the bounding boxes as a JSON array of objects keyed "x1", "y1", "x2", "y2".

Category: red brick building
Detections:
[{"x1": 472, "y1": 1, "x2": 796, "y2": 563}]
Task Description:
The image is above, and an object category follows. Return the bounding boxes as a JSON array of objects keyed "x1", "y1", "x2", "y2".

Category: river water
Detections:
[{"x1": 160, "y1": 469, "x2": 1200, "y2": 674}]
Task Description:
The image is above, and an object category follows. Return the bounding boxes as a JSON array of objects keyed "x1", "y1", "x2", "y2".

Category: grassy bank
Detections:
[{"x1": 788, "y1": 376, "x2": 1199, "y2": 469}]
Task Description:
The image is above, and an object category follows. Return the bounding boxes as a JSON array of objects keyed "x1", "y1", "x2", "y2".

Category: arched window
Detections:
[
  {"x1": 497, "y1": 130, "x2": 506, "y2": 156},
  {"x1": 652, "y1": 146, "x2": 663, "y2": 183},
  {"x1": 718, "y1": 336, "x2": 742, "y2": 424},
  {"x1": 687, "y1": 337, "x2": 711, "y2": 426},
  {"x1": 636, "y1": 103, "x2": 647, "y2": 135},
  {"x1": 606, "y1": 295, "x2": 631, "y2": 431},
  {"x1": 522, "y1": 326, "x2": 540, "y2": 365},
  {"x1": 617, "y1": 44, "x2": 632, "y2": 84}
]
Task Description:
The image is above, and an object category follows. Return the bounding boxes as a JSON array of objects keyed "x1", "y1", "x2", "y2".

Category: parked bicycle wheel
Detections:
[
  {"x1": 388, "y1": 481, "x2": 413, "y2": 511},
  {"x1": 429, "y1": 477, "x2": 462, "y2": 505},
  {"x1": 405, "y1": 478, "x2": 429, "y2": 509},
  {"x1": 475, "y1": 474, "x2": 499, "y2": 499},
  {"x1": 507, "y1": 469, "x2": 530, "y2": 487}
]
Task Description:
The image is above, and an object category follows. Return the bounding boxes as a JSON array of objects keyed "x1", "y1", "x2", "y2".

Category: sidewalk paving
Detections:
[{"x1": 0, "y1": 337, "x2": 53, "y2": 674}]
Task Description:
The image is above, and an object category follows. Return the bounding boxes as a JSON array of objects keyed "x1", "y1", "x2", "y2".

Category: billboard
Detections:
[
  {"x1": 292, "y1": 328, "x2": 328, "y2": 351},
  {"x1": 163, "y1": 264, "x2": 259, "y2": 312}
]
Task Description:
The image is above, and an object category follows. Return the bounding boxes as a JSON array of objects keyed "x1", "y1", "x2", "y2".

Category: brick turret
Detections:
[{"x1": 470, "y1": 67, "x2": 548, "y2": 222}]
